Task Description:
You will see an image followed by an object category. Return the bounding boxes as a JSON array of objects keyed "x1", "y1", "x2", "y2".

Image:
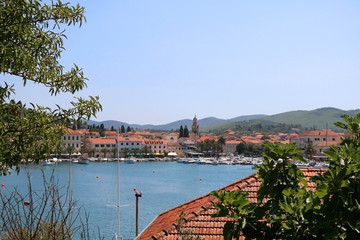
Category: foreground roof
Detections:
[{"x1": 136, "y1": 168, "x2": 326, "y2": 240}]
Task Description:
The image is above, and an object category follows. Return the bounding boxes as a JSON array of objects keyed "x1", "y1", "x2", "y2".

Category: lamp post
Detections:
[{"x1": 135, "y1": 190, "x2": 142, "y2": 236}]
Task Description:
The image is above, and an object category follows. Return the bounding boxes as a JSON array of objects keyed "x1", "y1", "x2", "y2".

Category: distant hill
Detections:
[
  {"x1": 88, "y1": 115, "x2": 263, "y2": 131},
  {"x1": 88, "y1": 108, "x2": 360, "y2": 131},
  {"x1": 261, "y1": 107, "x2": 360, "y2": 130},
  {"x1": 205, "y1": 108, "x2": 360, "y2": 132}
]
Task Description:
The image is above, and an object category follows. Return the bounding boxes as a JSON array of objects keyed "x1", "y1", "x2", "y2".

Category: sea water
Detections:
[{"x1": 0, "y1": 161, "x2": 256, "y2": 239}]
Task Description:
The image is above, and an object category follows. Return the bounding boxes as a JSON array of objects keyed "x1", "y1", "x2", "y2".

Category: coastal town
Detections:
[
  {"x1": 3, "y1": 1, "x2": 360, "y2": 239},
  {"x1": 60, "y1": 115, "x2": 345, "y2": 164}
]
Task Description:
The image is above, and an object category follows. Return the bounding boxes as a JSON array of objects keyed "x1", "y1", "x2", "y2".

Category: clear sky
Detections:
[{"x1": 5, "y1": 0, "x2": 360, "y2": 125}]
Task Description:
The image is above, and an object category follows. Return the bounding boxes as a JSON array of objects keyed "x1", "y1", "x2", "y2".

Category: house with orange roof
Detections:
[
  {"x1": 142, "y1": 139, "x2": 168, "y2": 154},
  {"x1": 118, "y1": 137, "x2": 143, "y2": 151},
  {"x1": 240, "y1": 135, "x2": 262, "y2": 145},
  {"x1": 104, "y1": 130, "x2": 117, "y2": 138},
  {"x1": 158, "y1": 132, "x2": 179, "y2": 142},
  {"x1": 62, "y1": 128, "x2": 83, "y2": 151},
  {"x1": 82, "y1": 130, "x2": 100, "y2": 138},
  {"x1": 224, "y1": 135, "x2": 241, "y2": 141},
  {"x1": 266, "y1": 134, "x2": 290, "y2": 145},
  {"x1": 288, "y1": 133, "x2": 300, "y2": 145},
  {"x1": 196, "y1": 135, "x2": 211, "y2": 142},
  {"x1": 85, "y1": 138, "x2": 117, "y2": 157},
  {"x1": 298, "y1": 129, "x2": 344, "y2": 156},
  {"x1": 136, "y1": 168, "x2": 327, "y2": 240},
  {"x1": 167, "y1": 141, "x2": 185, "y2": 157},
  {"x1": 224, "y1": 140, "x2": 243, "y2": 154}
]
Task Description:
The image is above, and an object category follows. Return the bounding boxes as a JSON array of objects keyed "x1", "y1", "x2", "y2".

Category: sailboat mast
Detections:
[{"x1": 116, "y1": 128, "x2": 120, "y2": 239}]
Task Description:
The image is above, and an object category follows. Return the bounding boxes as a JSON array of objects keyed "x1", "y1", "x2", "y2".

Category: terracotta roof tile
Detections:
[
  {"x1": 300, "y1": 129, "x2": 343, "y2": 137},
  {"x1": 65, "y1": 128, "x2": 83, "y2": 135},
  {"x1": 87, "y1": 138, "x2": 116, "y2": 144},
  {"x1": 136, "y1": 168, "x2": 327, "y2": 240}
]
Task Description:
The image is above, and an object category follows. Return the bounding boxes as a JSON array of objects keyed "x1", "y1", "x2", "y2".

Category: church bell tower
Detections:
[{"x1": 192, "y1": 115, "x2": 199, "y2": 138}]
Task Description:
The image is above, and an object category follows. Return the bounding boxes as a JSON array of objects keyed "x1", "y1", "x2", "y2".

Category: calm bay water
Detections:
[{"x1": 0, "y1": 161, "x2": 256, "y2": 239}]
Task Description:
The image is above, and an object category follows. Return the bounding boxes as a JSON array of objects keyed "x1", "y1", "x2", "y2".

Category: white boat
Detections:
[
  {"x1": 177, "y1": 159, "x2": 185, "y2": 163},
  {"x1": 184, "y1": 159, "x2": 196, "y2": 164},
  {"x1": 211, "y1": 160, "x2": 219, "y2": 165},
  {"x1": 126, "y1": 158, "x2": 136, "y2": 164},
  {"x1": 42, "y1": 160, "x2": 54, "y2": 166},
  {"x1": 197, "y1": 158, "x2": 206, "y2": 164},
  {"x1": 78, "y1": 158, "x2": 90, "y2": 164},
  {"x1": 71, "y1": 158, "x2": 78, "y2": 163}
]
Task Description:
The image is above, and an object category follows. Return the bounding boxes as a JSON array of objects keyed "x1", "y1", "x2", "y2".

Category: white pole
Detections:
[{"x1": 116, "y1": 128, "x2": 120, "y2": 239}]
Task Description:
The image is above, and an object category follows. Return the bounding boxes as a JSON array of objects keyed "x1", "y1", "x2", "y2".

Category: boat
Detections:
[
  {"x1": 197, "y1": 158, "x2": 206, "y2": 164},
  {"x1": 51, "y1": 157, "x2": 61, "y2": 163},
  {"x1": 184, "y1": 159, "x2": 196, "y2": 164},
  {"x1": 211, "y1": 160, "x2": 219, "y2": 165},
  {"x1": 42, "y1": 160, "x2": 54, "y2": 166},
  {"x1": 78, "y1": 158, "x2": 90, "y2": 164},
  {"x1": 71, "y1": 158, "x2": 78, "y2": 163},
  {"x1": 126, "y1": 158, "x2": 136, "y2": 164}
]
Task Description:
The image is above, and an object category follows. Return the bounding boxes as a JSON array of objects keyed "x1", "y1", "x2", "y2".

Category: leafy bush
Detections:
[{"x1": 212, "y1": 114, "x2": 360, "y2": 240}]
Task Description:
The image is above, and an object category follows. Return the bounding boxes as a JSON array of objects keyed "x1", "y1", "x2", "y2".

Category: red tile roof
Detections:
[
  {"x1": 300, "y1": 129, "x2": 344, "y2": 137},
  {"x1": 87, "y1": 138, "x2": 116, "y2": 144},
  {"x1": 225, "y1": 140, "x2": 242, "y2": 145},
  {"x1": 105, "y1": 130, "x2": 117, "y2": 136},
  {"x1": 65, "y1": 128, "x2": 83, "y2": 135},
  {"x1": 136, "y1": 168, "x2": 327, "y2": 240}
]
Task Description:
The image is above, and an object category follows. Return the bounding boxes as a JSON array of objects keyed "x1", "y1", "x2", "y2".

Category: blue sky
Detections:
[{"x1": 6, "y1": 0, "x2": 360, "y2": 124}]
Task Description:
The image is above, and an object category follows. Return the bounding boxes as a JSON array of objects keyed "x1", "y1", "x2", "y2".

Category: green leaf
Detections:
[{"x1": 223, "y1": 222, "x2": 235, "y2": 240}]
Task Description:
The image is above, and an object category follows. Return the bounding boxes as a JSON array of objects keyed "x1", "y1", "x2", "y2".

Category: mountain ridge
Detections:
[{"x1": 88, "y1": 107, "x2": 360, "y2": 131}]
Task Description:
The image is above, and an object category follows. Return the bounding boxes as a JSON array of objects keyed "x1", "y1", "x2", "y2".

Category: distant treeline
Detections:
[{"x1": 233, "y1": 120, "x2": 303, "y2": 136}]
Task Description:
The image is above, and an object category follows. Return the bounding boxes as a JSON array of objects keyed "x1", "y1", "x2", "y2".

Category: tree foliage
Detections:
[
  {"x1": 183, "y1": 125, "x2": 189, "y2": 138},
  {"x1": 0, "y1": 0, "x2": 102, "y2": 175},
  {"x1": 179, "y1": 125, "x2": 184, "y2": 138},
  {"x1": 233, "y1": 120, "x2": 302, "y2": 136},
  {"x1": 120, "y1": 125, "x2": 125, "y2": 133},
  {"x1": 236, "y1": 142, "x2": 267, "y2": 156},
  {"x1": 212, "y1": 113, "x2": 360, "y2": 240},
  {"x1": 304, "y1": 142, "x2": 317, "y2": 160},
  {"x1": 196, "y1": 138, "x2": 225, "y2": 158}
]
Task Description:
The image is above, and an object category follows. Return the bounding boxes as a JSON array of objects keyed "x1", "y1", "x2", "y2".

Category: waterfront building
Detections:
[
  {"x1": 178, "y1": 137, "x2": 198, "y2": 157},
  {"x1": 166, "y1": 141, "x2": 185, "y2": 157},
  {"x1": 142, "y1": 139, "x2": 168, "y2": 154},
  {"x1": 85, "y1": 138, "x2": 117, "y2": 157},
  {"x1": 224, "y1": 140, "x2": 243, "y2": 155},
  {"x1": 118, "y1": 137, "x2": 143, "y2": 151},
  {"x1": 62, "y1": 128, "x2": 83, "y2": 151}
]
